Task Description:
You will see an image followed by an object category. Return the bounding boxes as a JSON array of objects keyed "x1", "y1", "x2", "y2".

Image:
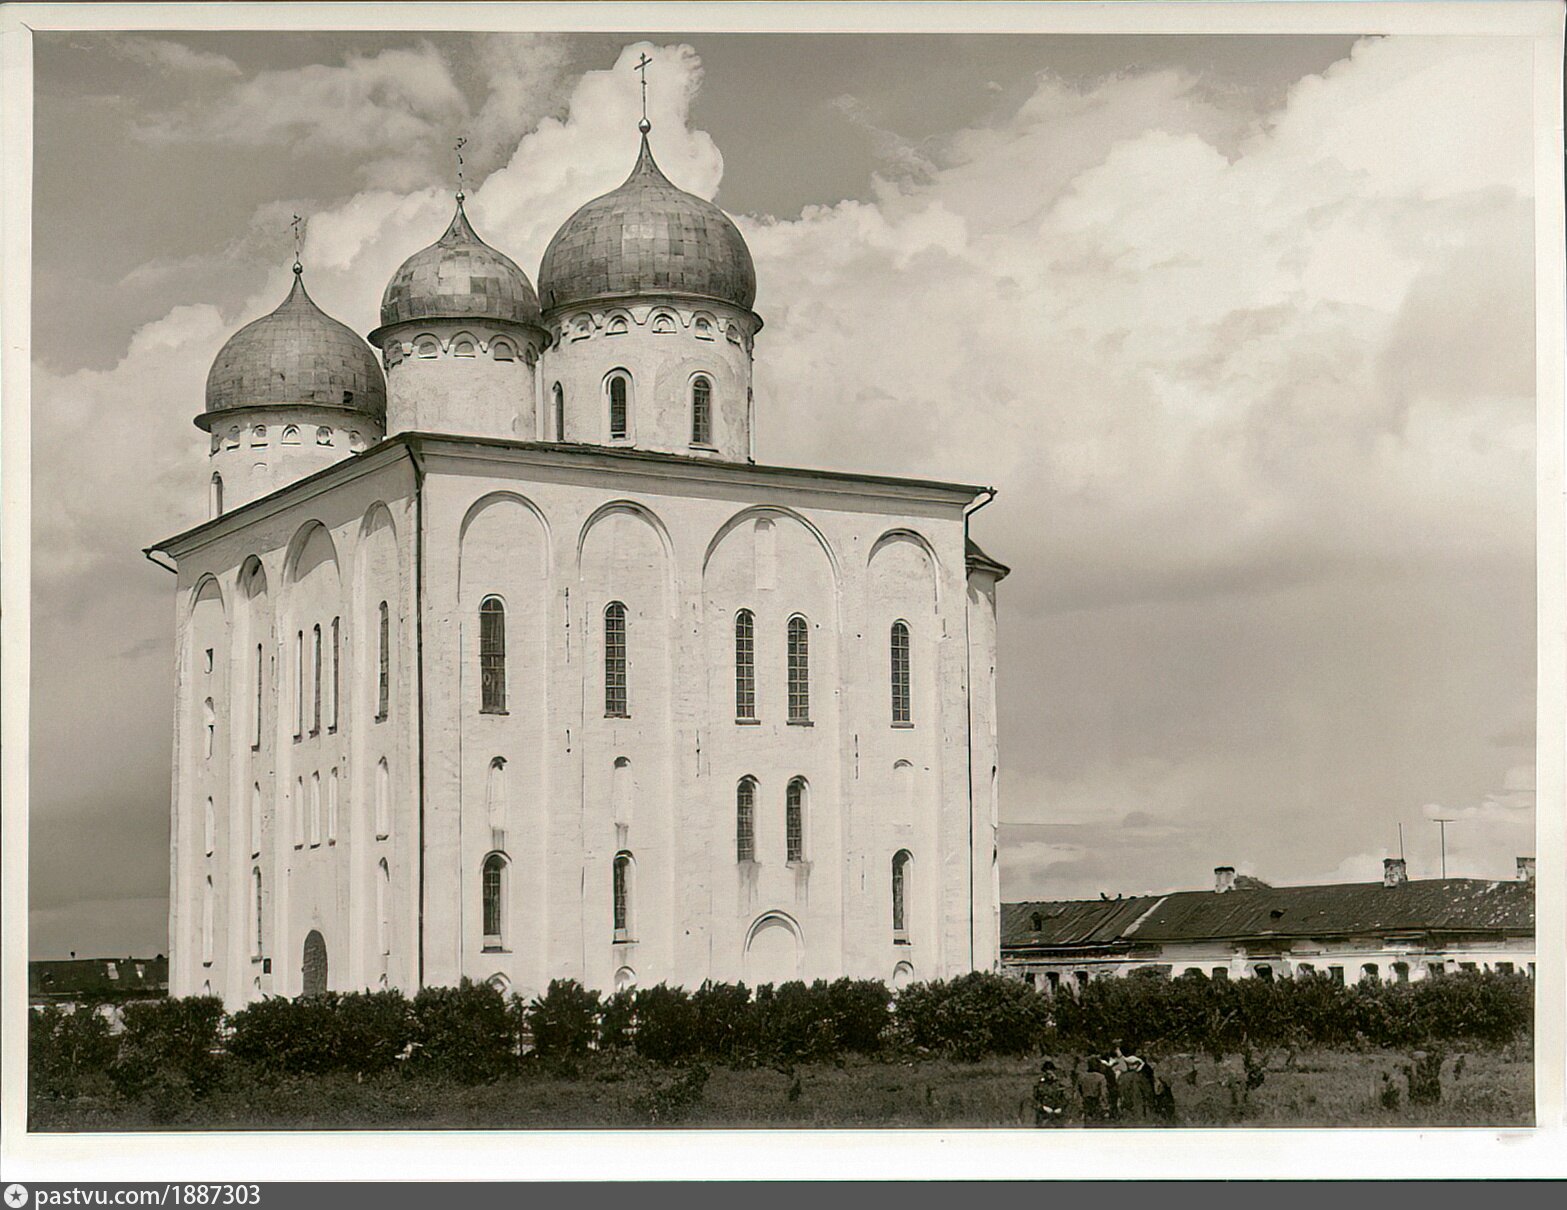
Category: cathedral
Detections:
[{"x1": 150, "y1": 115, "x2": 1007, "y2": 1007}]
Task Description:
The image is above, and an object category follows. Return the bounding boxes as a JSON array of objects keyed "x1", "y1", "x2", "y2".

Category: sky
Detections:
[{"x1": 28, "y1": 30, "x2": 1538, "y2": 958}]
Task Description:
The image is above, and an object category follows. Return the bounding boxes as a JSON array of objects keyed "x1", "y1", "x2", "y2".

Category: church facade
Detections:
[{"x1": 150, "y1": 123, "x2": 1007, "y2": 1007}]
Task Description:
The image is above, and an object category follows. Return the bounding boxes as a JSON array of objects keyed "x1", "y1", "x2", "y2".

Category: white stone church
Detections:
[{"x1": 150, "y1": 120, "x2": 1007, "y2": 1007}]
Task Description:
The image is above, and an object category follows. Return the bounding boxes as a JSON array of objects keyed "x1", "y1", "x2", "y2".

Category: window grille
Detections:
[
  {"x1": 608, "y1": 375, "x2": 629, "y2": 439},
  {"x1": 294, "y1": 630, "x2": 304, "y2": 737},
  {"x1": 786, "y1": 779, "x2": 805, "y2": 863},
  {"x1": 482, "y1": 854, "x2": 505, "y2": 941},
  {"x1": 604, "y1": 603, "x2": 628, "y2": 717},
  {"x1": 891, "y1": 621, "x2": 912, "y2": 724},
  {"x1": 735, "y1": 610, "x2": 756, "y2": 720},
  {"x1": 692, "y1": 376, "x2": 712, "y2": 444},
  {"x1": 480, "y1": 597, "x2": 506, "y2": 713},
  {"x1": 377, "y1": 602, "x2": 390, "y2": 721},
  {"x1": 892, "y1": 850, "x2": 911, "y2": 936},
  {"x1": 613, "y1": 852, "x2": 632, "y2": 936},
  {"x1": 787, "y1": 617, "x2": 810, "y2": 721},
  {"x1": 253, "y1": 643, "x2": 264, "y2": 749},
  {"x1": 736, "y1": 778, "x2": 756, "y2": 862},
  {"x1": 553, "y1": 383, "x2": 565, "y2": 440},
  {"x1": 330, "y1": 618, "x2": 340, "y2": 730},
  {"x1": 311, "y1": 624, "x2": 322, "y2": 735}
]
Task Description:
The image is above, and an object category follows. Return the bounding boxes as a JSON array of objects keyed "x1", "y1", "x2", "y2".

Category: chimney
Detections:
[
  {"x1": 1214, "y1": 866, "x2": 1236, "y2": 894},
  {"x1": 1383, "y1": 857, "x2": 1408, "y2": 887},
  {"x1": 1517, "y1": 857, "x2": 1536, "y2": 883}
]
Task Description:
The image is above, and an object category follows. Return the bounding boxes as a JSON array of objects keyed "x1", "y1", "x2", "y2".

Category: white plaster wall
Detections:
[
  {"x1": 379, "y1": 321, "x2": 543, "y2": 441},
  {"x1": 205, "y1": 409, "x2": 380, "y2": 515}
]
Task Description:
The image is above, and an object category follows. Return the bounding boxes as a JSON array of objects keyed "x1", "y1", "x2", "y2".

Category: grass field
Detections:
[{"x1": 29, "y1": 1046, "x2": 1532, "y2": 1131}]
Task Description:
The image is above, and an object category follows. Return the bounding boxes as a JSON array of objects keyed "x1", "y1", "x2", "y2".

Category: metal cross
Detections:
[
  {"x1": 634, "y1": 53, "x2": 652, "y2": 121},
  {"x1": 290, "y1": 213, "x2": 305, "y2": 271},
  {"x1": 455, "y1": 136, "x2": 468, "y2": 201}
]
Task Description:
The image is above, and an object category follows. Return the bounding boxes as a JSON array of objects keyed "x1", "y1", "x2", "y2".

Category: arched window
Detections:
[
  {"x1": 204, "y1": 796, "x2": 216, "y2": 857},
  {"x1": 613, "y1": 851, "x2": 633, "y2": 939},
  {"x1": 376, "y1": 601, "x2": 390, "y2": 721},
  {"x1": 327, "y1": 768, "x2": 339, "y2": 844},
  {"x1": 309, "y1": 772, "x2": 322, "y2": 846},
  {"x1": 294, "y1": 630, "x2": 305, "y2": 738},
  {"x1": 226, "y1": 426, "x2": 241, "y2": 449},
  {"x1": 736, "y1": 777, "x2": 756, "y2": 863},
  {"x1": 209, "y1": 472, "x2": 224, "y2": 519},
  {"x1": 316, "y1": 426, "x2": 333, "y2": 445},
  {"x1": 552, "y1": 383, "x2": 565, "y2": 441},
  {"x1": 203, "y1": 698, "x2": 216, "y2": 760},
  {"x1": 652, "y1": 312, "x2": 675, "y2": 334},
  {"x1": 607, "y1": 315, "x2": 629, "y2": 336},
  {"x1": 890, "y1": 621, "x2": 912, "y2": 724},
  {"x1": 892, "y1": 850, "x2": 912, "y2": 941},
  {"x1": 695, "y1": 316, "x2": 714, "y2": 340},
  {"x1": 250, "y1": 782, "x2": 262, "y2": 857},
  {"x1": 377, "y1": 859, "x2": 391, "y2": 957},
  {"x1": 691, "y1": 376, "x2": 712, "y2": 445},
  {"x1": 482, "y1": 853, "x2": 507, "y2": 947},
  {"x1": 604, "y1": 602, "x2": 628, "y2": 717},
  {"x1": 252, "y1": 424, "x2": 268, "y2": 445},
  {"x1": 479, "y1": 596, "x2": 506, "y2": 713},
  {"x1": 311, "y1": 624, "x2": 322, "y2": 735},
  {"x1": 375, "y1": 757, "x2": 390, "y2": 839},
  {"x1": 786, "y1": 778, "x2": 806, "y2": 863},
  {"x1": 607, "y1": 373, "x2": 630, "y2": 440},
  {"x1": 329, "y1": 617, "x2": 340, "y2": 731},
  {"x1": 787, "y1": 616, "x2": 810, "y2": 722},
  {"x1": 282, "y1": 425, "x2": 301, "y2": 445},
  {"x1": 491, "y1": 339, "x2": 515, "y2": 362},
  {"x1": 416, "y1": 337, "x2": 439, "y2": 359},
  {"x1": 452, "y1": 338, "x2": 476, "y2": 358},
  {"x1": 252, "y1": 643, "x2": 264, "y2": 749},
  {"x1": 201, "y1": 876, "x2": 214, "y2": 965},
  {"x1": 251, "y1": 867, "x2": 263, "y2": 958},
  {"x1": 734, "y1": 609, "x2": 756, "y2": 721}
]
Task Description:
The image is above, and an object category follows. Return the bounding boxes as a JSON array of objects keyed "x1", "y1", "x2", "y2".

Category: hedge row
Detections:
[{"x1": 30, "y1": 970, "x2": 1532, "y2": 1101}]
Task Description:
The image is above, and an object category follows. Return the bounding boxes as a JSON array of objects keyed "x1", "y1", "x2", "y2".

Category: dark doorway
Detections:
[{"x1": 302, "y1": 929, "x2": 328, "y2": 996}]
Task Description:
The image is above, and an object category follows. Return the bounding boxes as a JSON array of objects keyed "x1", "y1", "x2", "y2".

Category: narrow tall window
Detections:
[
  {"x1": 210, "y1": 472, "x2": 223, "y2": 519},
  {"x1": 613, "y1": 852, "x2": 632, "y2": 938},
  {"x1": 734, "y1": 609, "x2": 756, "y2": 720},
  {"x1": 377, "y1": 859, "x2": 390, "y2": 957},
  {"x1": 604, "y1": 602, "x2": 628, "y2": 717},
  {"x1": 311, "y1": 624, "x2": 322, "y2": 735},
  {"x1": 294, "y1": 630, "x2": 305, "y2": 738},
  {"x1": 787, "y1": 616, "x2": 810, "y2": 722},
  {"x1": 736, "y1": 778, "x2": 756, "y2": 862},
  {"x1": 608, "y1": 374, "x2": 629, "y2": 440},
  {"x1": 479, "y1": 597, "x2": 506, "y2": 713},
  {"x1": 786, "y1": 778, "x2": 805, "y2": 863},
  {"x1": 309, "y1": 772, "x2": 321, "y2": 846},
  {"x1": 329, "y1": 617, "x2": 340, "y2": 730},
  {"x1": 552, "y1": 382, "x2": 565, "y2": 441},
  {"x1": 376, "y1": 601, "x2": 390, "y2": 721},
  {"x1": 375, "y1": 757, "x2": 390, "y2": 839},
  {"x1": 327, "y1": 768, "x2": 339, "y2": 844},
  {"x1": 253, "y1": 643, "x2": 264, "y2": 749},
  {"x1": 691, "y1": 376, "x2": 712, "y2": 445},
  {"x1": 251, "y1": 867, "x2": 263, "y2": 958},
  {"x1": 890, "y1": 621, "x2": 912, "y2": 724},
  {"x1": 204, "y1": 797, "x2": 216, "y2": 857},
  {"x1": 892, "y1": 850, "x2": 911, "y2": 939},
  {"x1": 482, "y1": 854, "x2": 506, "y2": 945},
  {"x1": 250, "y1": 782, "x2": 262, "y2": 857}
]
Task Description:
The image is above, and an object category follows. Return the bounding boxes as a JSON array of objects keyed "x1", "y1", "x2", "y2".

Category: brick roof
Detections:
[{"x1": 1003, "y1": 877, "x2": 1535, "y2": 952}]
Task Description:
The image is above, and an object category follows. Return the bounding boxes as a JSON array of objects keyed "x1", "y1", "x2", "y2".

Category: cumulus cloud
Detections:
[{"x1": 31, "y1": 35, "x2": 1538, "y2": 948}]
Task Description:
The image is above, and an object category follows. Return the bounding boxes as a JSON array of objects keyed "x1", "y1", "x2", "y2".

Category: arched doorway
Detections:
[
  {"x1": 744, "y1": 913, "x2": 801, "y2": 988},
  {"x1": 302, "y1": 929, "x2": 328, "y2": 996}
]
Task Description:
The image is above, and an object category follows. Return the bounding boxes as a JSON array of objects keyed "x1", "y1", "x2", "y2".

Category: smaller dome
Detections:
[
  {"x1": 378, "y1": 200, "x2": 541, "y2": 331},
  {"x1": 203, "y1": 268, "x2": 385, "y2": 424}
]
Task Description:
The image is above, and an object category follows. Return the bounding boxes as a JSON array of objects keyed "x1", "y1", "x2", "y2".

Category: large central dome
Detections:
[
  {"x1": 538, "y1": 131, "x2": 756, "y2": 315},
  {"x1": 377, "y1": 199, "x2": 541, "y2": 331}
]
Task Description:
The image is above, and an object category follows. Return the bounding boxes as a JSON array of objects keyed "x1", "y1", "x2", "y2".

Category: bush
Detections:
[
  {"x1": 526, "y1": 980, "x2": 601, "y2": 1060},
  {"x1": 691, "y1": 980, "x2": 757, "y2": 1062},
  {"x1": 598, "y1": 989, "x2": 637, "y2": 1052},
  {"x1": 112, "y1": 997, "x2": 224, "y2": 1098},
  {"x1": 631, "y1": 984, "x2": 699, "y2": 1063},
  {"x1": 894, "y1": 972, "x2": 1049, "y2": 1060},
  {"x1": 29, "y1": 1006, "x2": 119, "y2": 1100},
  {"x1": 407, "y1": 979, "x2": 516, "y2": 1083}
]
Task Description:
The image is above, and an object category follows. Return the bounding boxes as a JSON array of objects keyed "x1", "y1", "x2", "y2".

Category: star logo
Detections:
[{"x1": 4, "y1": 1184, "x2": 28, "y2": 1207}]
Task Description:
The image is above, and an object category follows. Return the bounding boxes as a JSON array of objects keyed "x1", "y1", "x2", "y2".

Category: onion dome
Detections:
[
  {"x1": 538, "y1": 130, "x2": 756, "y2": 315},
  {"x1": 376, "y1": 199, "x2": 542, "y2": 331},
  {"x1": 202, "y1": 266, "x2": 386, "y2": 425}
]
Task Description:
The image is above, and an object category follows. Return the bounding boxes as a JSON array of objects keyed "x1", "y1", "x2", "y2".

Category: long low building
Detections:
[{"x1": 1002, "y1": 858, "x2": 1535, "y2": 992}]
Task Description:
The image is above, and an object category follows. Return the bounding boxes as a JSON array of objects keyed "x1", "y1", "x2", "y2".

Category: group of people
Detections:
[{"x1": 1032, "y1": 1044, "x2": 1177, "y2": 1126}]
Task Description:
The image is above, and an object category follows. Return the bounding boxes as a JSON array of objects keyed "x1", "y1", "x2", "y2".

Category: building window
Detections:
[
  {"x1": 892, "y1": 850, "x2": 911, "y2": 941},
  {"x1": 250, "y1": 782, "x2": 262, "y2": 857},
  {"x1": 251, "y1": 867, "x2": 263, "y2": 959},
  {"x1": 734, "y1": 609, "x2": 756, "y2": 721},
  {"x1": 282, "y1": 425, "x2": 300, "y2": 445},
  {"x1": 607, "y1": 373, "x2": 630, "y2": 440},
  {"x1": 1360, "y1": 963, "x2": 1380, "y2": 984},
  {"x1": 1328, "y1": 965, "x2": 1344, "y2": 984},
  {"x1": 604, "y1": 602, "x2": 628, "y2": 717},
  {"x1": 377, "y1": 601, "x2": 390, "y2": 721},
  {"x1": 377, "y1": 859, "x2": 391, "y2": 957},
  {"x1": 327, "y1": 768, "x2": 339, "y2": 844},
  {"x1": 416, "y1": 338, "x2": 438, "y2": 359},
  {"x1": 311, "y1": 624, "x2": 322, "y2": 735},
  {"x1": 786, "y1": 778, "x2": 806, "y2": 863},
  {"x1": 210, "y1": 472, "x2": 223, "y2": 519},
  {"x1": 890, "y1": 621, "x2": 912, "y2": 725},
  {"x1": 552, "y1": 382, "x2": 565, "y2": 441},
  {"x1": 294, "y1": 630, "x2": 305, "y2": 738},
  {"x1": 309, "y1": 772, "x2": 322, "y2": 847},
  {"x1": 1496, "y1": 961, "x2": 1515, "y2": 976},
  {"x1": 492, "y1": 339, "x2": 515, "y2": 362},
  {"x1": 452, "y1": 338, "x2": 476, "y2": 358},
  {"x1": 329, "y1": 618, "x2": 340, "y2": 731},
  {"x1": 736, "y1": 777, "x2": 756, "y2": 863},
  {"x1": 479, "y1": 596, "x2": 506, "y2": 713},
  {"x1": 204, "y1": 797, "x2": 216, "y2": 857},
  {"x1": 787, "y1": 616, "x2": 810, "y2": 722},
  {"x1": 613, "y1": 851, "x2": 633, "y2": 940},
  {"x1": 1253, "y1": 964, "x2": 1273, "y2": 983},
  {"x1": 482, "y1": 853, "x2": 507, "y2": 947},
  {"x1": 253, "y1": 643, "x2": 264, "y2": 749},
  {"x1": 375, "y1": 757, "x2": 390, "y2": 839},
  {"x1": 691, "y1": 375, "x2": 712, "y2": 445}
]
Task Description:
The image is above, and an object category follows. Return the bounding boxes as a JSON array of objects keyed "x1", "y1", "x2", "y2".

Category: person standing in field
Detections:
[
  {"x1": 1076, "y1": 1057, "x2": 1110, "y2": 1124},
  {"x1": 1032, "y1": 1060, "x2": 1069, "y2": 1126}
]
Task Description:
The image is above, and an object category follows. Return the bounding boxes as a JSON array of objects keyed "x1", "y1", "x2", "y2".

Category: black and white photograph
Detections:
[{"x1": 3, "y1": 0, "x2": 1563, "y2": 1182}]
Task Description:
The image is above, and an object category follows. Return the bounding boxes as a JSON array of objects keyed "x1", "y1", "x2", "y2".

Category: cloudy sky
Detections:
[{"x1": 28, "y1": 29, "x2": 1537, "y2": 958}]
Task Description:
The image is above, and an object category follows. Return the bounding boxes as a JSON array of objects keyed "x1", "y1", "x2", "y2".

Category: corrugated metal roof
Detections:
[{"x1": 1003, "y1": 878, "x2": 1534, "y2": 950}]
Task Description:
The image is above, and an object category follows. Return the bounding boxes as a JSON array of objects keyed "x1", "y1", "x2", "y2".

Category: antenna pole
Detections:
[
  {"x1": 1432, "y1": 818, "x2": 1454, "y2": 879},
  {"x1": 1399, "y1": 822, "x2": 1405, "y2": 862}
]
